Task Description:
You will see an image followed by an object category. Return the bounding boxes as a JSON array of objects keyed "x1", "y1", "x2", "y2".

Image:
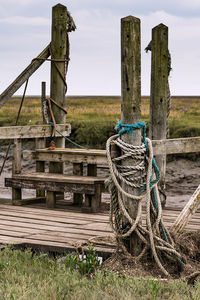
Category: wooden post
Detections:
[
  {"x1": 12, "y1": 139, "x2": 22, "y2": 203},
  {"x1": 49, "y1": 4, "x2": 69, "y2": 202},
  {"x1": 35, "y1": 82, "x2": 46, "y2": 198},
  {"x1": 73, "y1": 163, "x2": 83, "y2": 205},
  {"x1": 50, "y1": 3, "x2": 68, "y2": 148},
  {"x1": 149, "y1": 24, "x2": 168, "y2": 205},
  {"x1": 121, "y1": 16, "x2": 141, "y2": 254}
]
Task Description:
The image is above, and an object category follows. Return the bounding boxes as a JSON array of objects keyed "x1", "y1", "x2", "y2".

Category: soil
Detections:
[{"x1": 101, "y1": 231, "x2": 200, "y2": 281}]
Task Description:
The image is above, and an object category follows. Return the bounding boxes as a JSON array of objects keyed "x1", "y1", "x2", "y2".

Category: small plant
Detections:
[
  {"x1": 58, "y1": 245, "x2": 101, "y2": 275},
  {"x1": 150, "y1": 279, "x2": 160, "y2": 300}
]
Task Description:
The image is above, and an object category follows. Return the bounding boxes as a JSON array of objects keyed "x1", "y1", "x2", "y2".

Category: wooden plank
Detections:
[
  {"x1": 23, "y1": 135, "x2": 200, "y2": 164},
  {"x1": 25, "y1": 149, "x2": 107, "y2": 164},
  {"x1": 10, "y1": 172, "x2": 105, "y2": 184},
  {"x1": 0, "y1": 211, "x2": 92, "y2": 226},
  {"x1": 0, "y1": 209, "x2": 110, "y2": 226},
  {"x1": 0, "y1": 236, "x2": 115, "y2": 257},
  {"x1": 5, "y1": 178, "x2": 94, "y2": 195},
  {"x1": 0, "y1": 204, "x2": 110, "y2": 221},
  {"x1": 152, "y1": 137, "x2": 200, "y2": 155},
  {"x1": 0, "y1": 44, "x2": 50, "y2": 108},
  {"x1": 12, "y1": 197, "x2": 46, "y2": 206},
  {"x1": 0, "y1": 124, "x2": 71, "y2": 139},
  {"x1": 0, "y1": 217, "x2": 91, "y2": 231}
]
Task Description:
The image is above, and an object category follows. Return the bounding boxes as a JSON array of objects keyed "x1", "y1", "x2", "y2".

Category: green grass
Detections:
[
  {"x1": 1, "y1": 96, "x2": 200, "y2": 148},
  {"x1": 0, "y1": 247, "x2": 199, "y2": 299}
]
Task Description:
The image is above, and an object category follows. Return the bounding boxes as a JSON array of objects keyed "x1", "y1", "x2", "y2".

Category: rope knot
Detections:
[{"x1": 115, "y1": 121, "x2": 146, "y2": 136}]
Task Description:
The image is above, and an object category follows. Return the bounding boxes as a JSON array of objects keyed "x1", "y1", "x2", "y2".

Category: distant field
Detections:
[{"x1": 1, "y1": 96, "x2": 200, "y2": 148}]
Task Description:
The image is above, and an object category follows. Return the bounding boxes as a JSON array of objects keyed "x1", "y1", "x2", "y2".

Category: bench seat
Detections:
[{"x1": 5, "y1": 173, "x2": 106, "y2": 212}]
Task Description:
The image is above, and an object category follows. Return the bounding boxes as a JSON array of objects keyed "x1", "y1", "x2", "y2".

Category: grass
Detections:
[
  {"x1": 1, "y1": 96, "x2": 200, "y2": 148},
  {"x1": 0, "y1": 247, "x2": 199, "y2": 299}
]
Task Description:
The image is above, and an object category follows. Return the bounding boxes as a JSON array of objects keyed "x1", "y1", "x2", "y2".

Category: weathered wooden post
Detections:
[
  {"x1": 35, "y1": 81, "x2": 46, "y2": 199},
  {"x1": 149, "y1": 24, "x2": 168, "y2": 205},
  {"x1": 48, "y1": 4, "x2": 70, "y2": 205},
  {"x1": 121, "y1": 16, "x2": 141, "y2": 254},
  {"x1": 50, "y1": 3, "x2": 68, "y2": 149}
]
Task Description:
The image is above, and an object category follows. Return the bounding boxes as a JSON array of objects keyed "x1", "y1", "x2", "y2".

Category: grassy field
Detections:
[
  {"x1": 0, "y1": 247, "x2": 199, "y2": 300},
  {"x1": 1, "y1": 95, "x2": 200, "y2": 148}
]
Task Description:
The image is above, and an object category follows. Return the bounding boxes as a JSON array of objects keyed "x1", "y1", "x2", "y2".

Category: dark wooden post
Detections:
[
  {"x1": 49, "y1": 3, "x2": 68, "y2": 155},
  {"x1": 49, "y1": 4, "x2": 69, "y2": 204},
  {"x1": 149, "y1": 24, "x2": 168, "y2": 203},
  {"x1": 35, "y1": 82, "x2": 46, "y2": 198},
  {"x1": 50, "y1": 4, "x2": 68, "y2": 134},
  {"x1": 12, "y1": 139, "x2": 22, "y2": 203},
  {"x1": 73, "y1": 163, "x2": 83, "y2": 205},
  {"x1": 121, "y1": 16, "x2": 141, "y2": 254}
]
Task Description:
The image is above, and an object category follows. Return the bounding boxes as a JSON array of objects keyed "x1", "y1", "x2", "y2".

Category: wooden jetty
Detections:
[{"x1": 0, "y1": 203, "x2": 199, "y2": 257}]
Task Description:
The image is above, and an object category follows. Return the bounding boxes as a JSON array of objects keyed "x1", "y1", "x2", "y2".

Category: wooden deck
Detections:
[{"x1": 0, "y1": 203, "x2": 199, "y2": 257}]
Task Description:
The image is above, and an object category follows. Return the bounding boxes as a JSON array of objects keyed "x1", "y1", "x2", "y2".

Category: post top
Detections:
[
  {"x1": 121, "y1": 15, "x2": 140, "y2": 23},
  {"x1": 53, "y1": 3, "x2": 67, "y2": 9},
  {"x1": 153, "y1": 23, "x2": 168, "y2": 30}
]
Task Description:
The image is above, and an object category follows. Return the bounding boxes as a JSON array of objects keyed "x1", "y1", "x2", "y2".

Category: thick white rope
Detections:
[{"x1": 106, "y1": 133, "x2": 183, "y2": 277}]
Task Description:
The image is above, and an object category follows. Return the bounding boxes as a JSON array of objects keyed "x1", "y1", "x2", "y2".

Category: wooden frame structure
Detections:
[{"x1": 0, "y1": 6, "x2": 199, "y2": 237}]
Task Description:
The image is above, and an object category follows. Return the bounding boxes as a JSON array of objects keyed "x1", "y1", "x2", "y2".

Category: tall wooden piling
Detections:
[
  {"x1": 49, "y1": 4, "x2": 69, "y2": 177},
  {"x1": 149, "y1": 24, "x2": 168, "y2": 203},
  {"x1": 121, "y1": 16, "x2": 141, "y2": 254}
]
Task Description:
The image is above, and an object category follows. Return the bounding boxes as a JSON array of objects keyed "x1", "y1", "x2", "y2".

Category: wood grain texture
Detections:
[
  {"x1": 149, "y1": 24, "x2": 168, "y2": 191},
  {"x1": 0, "y1": 204, "x2": 199, "y2": 257},
  {"x1": 0, "y1": 124, "x2": 71, "y2": 139},
  {"x1": 121, "y1": 16, "x2": 141, "y2": 254}
]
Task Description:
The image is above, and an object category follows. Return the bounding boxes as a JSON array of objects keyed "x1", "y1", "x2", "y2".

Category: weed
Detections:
[
  {"x1": 150, "y1": 279, "x2": 160, "y2": 300},
  {"x1": 58, "y1": 245, "x2": 101, "y2": 275}
]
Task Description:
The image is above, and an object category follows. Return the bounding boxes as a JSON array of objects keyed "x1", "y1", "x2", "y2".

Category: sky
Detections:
[{"x1": 0, "y1": 0, "x2": 200, "y2": 96}]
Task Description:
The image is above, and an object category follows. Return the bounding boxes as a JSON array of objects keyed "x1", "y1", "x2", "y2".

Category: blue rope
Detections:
[
  {"x1": 115, "y1": 121, "x2": 146, "y2": 136},
  {"x1": 48, "y1": 122, "x2": 89, "y2": 150},
  {"x1": 115, "y1": 121, "x2": 160, "y2": 189},
  {"x1": 115, "y1": 120, "x2": 184, "y2": 266}
]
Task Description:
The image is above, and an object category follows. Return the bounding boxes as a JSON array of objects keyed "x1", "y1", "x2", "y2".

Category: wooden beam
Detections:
[
  {"x1": 0, "y1": 44, "x2": 50, "y2": 108},
  {"x1": 172, "y1": 184, "x2": 200, "y2": 234},
  {"x1": 152, "y1": 136, "x2": 200, "y2": 155},
  {"x1": 23, "y1": 135, "x2": 200, "y2": 163},
  {"x1": 0, "y1": 124, "x2": 71, "y2": 139}
]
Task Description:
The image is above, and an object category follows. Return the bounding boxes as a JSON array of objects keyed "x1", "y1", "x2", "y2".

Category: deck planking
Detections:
[{"x1": 0, "y1": 204, "x2": 199, "y2": 257}]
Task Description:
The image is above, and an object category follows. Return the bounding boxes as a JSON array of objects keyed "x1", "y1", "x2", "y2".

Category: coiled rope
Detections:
[{"x1": 106, "y1": 121, "x2": 184, "y2": 277}]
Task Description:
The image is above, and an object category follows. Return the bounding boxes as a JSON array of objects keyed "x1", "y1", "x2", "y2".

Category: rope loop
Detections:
[{"x1": 106, "y1": 120, "x2": 184, "y2": 277}]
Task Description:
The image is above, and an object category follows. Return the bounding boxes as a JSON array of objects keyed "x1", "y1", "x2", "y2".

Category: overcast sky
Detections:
[{"x1": 0, "y1": 0, "x2": 200, "y2": 96}]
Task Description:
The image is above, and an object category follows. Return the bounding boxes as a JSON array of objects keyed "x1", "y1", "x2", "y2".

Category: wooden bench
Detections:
[
  {"x1": 2, "y1": 124, "x2": 107, "y2": 212},
  {"x1": 22, "y1": 148, "x2": 108, "y2": 212},
  {"x1": 5, "y1": 172, "x2": 105, "y2": 213}
]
